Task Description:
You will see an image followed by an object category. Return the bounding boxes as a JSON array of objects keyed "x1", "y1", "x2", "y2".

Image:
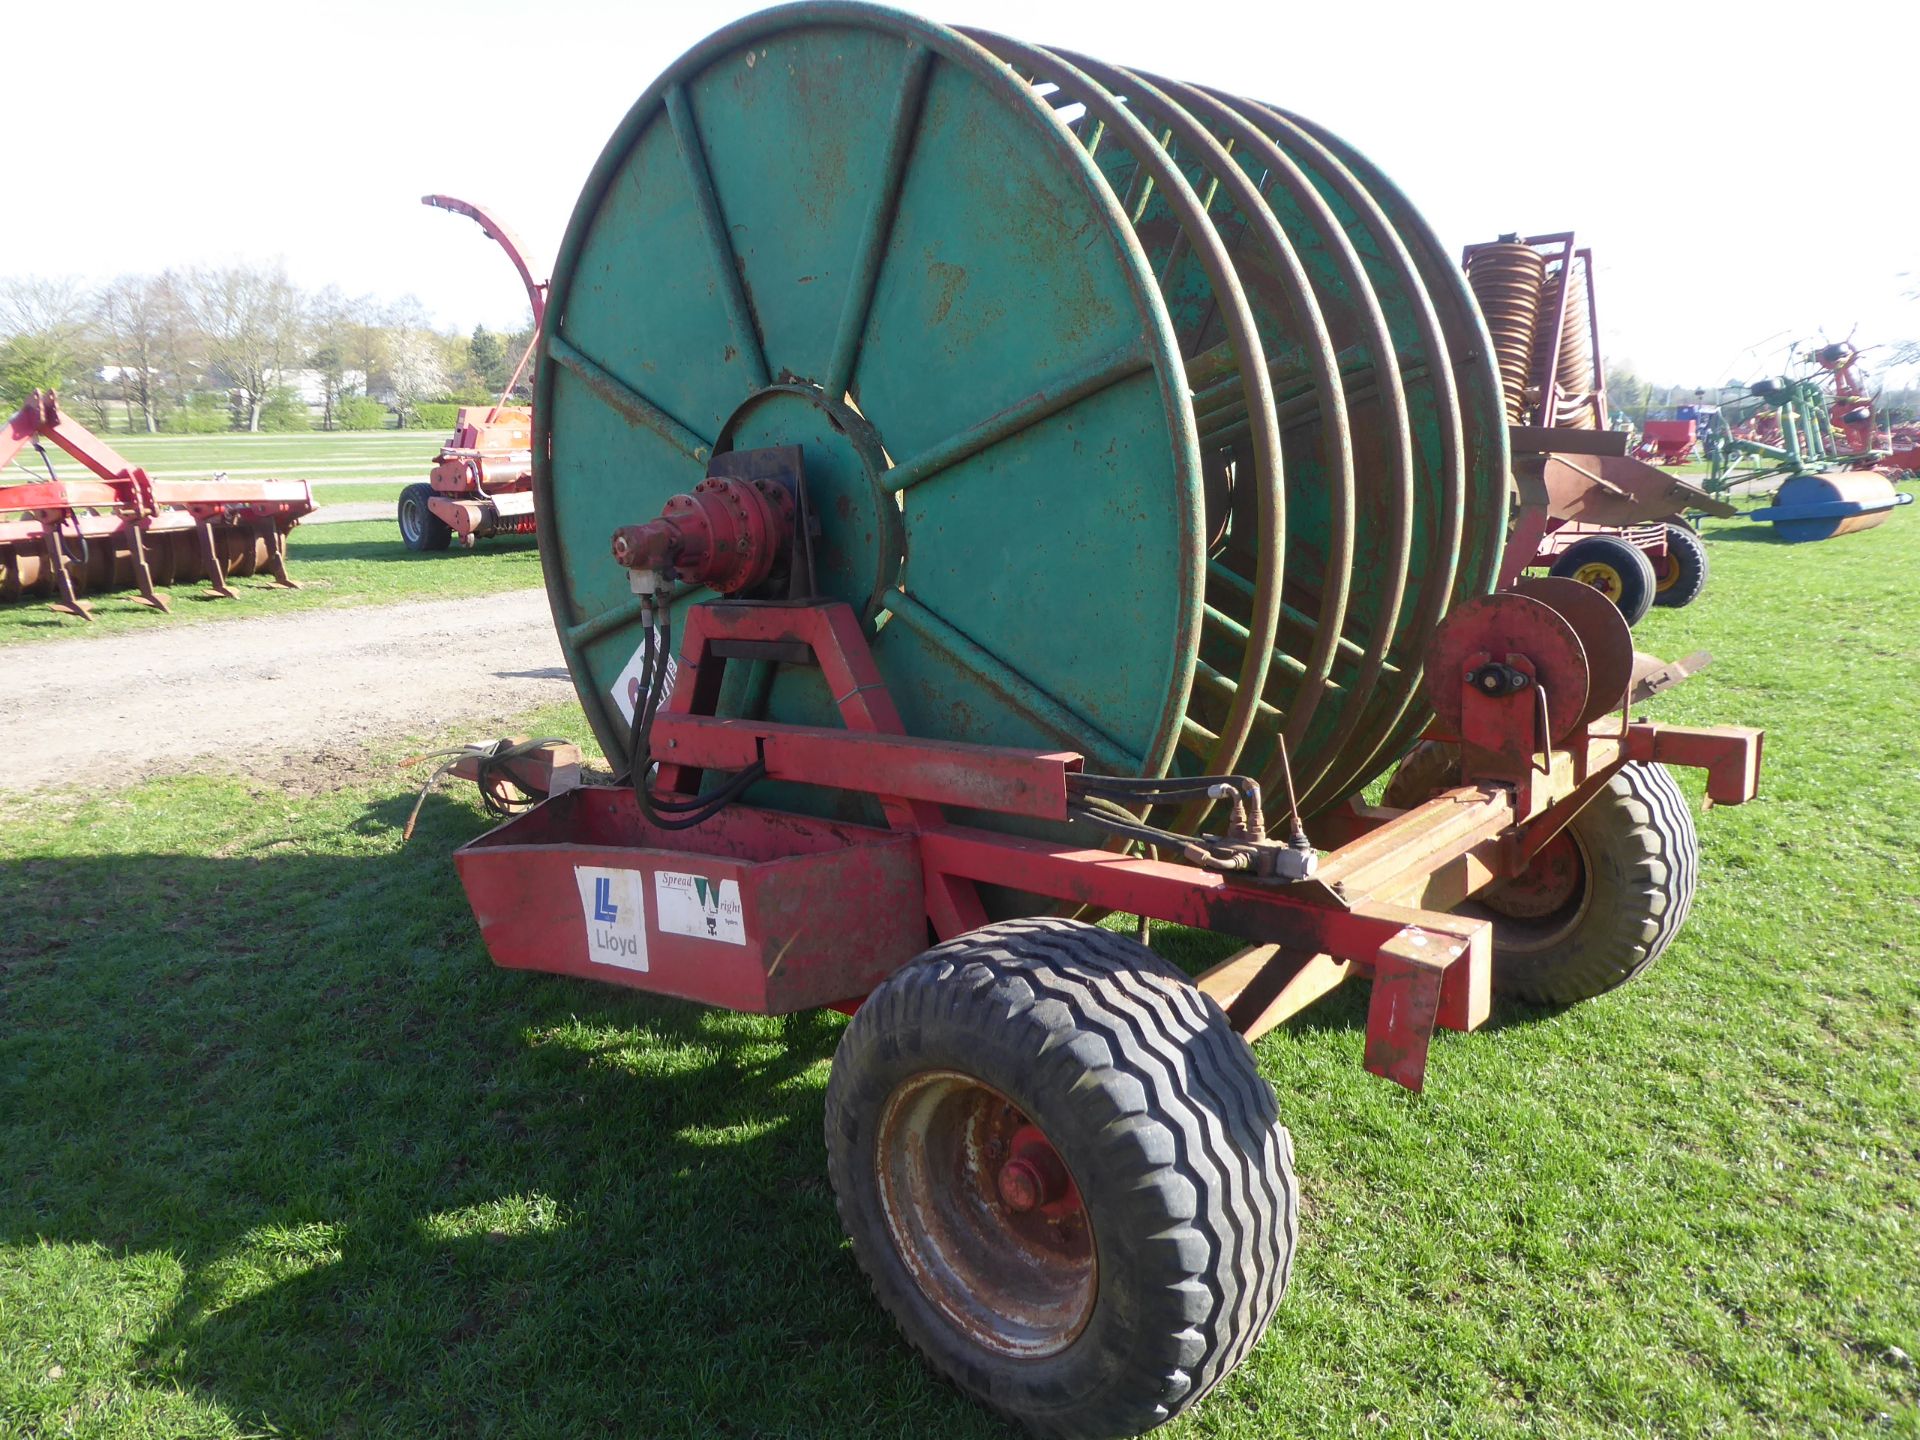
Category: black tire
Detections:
[
  {"x1": 825, "y1": 917, "x2": 1297, "y2": 1439},
  {"x1": 1651, "y1": 520, "x2": 1709, "y2": 608},
  {"x1": 1380, "y1": 737, "x2": 1462, "y2": 811},
  {"x1": 1382, "y1": 747, "x2": 1698, "y2": 1004},
  {"x1": 398, "y1": 482, "x2": 452, "y2": 552},
  {"x1": 1549, "y1": 533, "x2": 1657, "y2": 626}
]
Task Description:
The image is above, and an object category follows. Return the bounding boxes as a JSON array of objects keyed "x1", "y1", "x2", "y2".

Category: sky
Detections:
[{"x1": 10, "y1": 0, "x2": 1919, "y2": 388}]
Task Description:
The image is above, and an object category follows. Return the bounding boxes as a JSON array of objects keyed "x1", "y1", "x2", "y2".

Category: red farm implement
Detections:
[
  {"x1": 1634, "y1": 417, "x2": 1700, "y2": 465},
  {"x1": 427, "y1": 20, "x2": 1769, "y2": 1431},
  {"x1": 1812, "y1": 341, "x2": 1920, "y2": 476},
  {"x1": 1888, "y1": 422, "x2": 1920, "y2": 478},
  {"x1": 1465, "y1": 231, "x2": 1735, "y2": 623},
  {"x1": 398, "y1": 195, "x2": 550, "y2": 551},
  {"x1": 1, "y1": 392, "x2": 314, "y2": 619}
]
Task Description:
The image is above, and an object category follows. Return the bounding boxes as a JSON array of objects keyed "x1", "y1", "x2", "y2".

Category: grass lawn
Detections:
[
  {"x1": 311, "y1": 484, "x2": 408, "y2": 510},
  {"x1": 0, "y1": 520, "x2": 539, "y2": 646},
  {"x1": 2, "y1": 489, "x2": 1917, "y2": 1438}
]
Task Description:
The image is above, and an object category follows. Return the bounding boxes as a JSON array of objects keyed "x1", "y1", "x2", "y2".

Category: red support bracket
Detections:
[
  {"x1": 1365, "y1": 920, "x2": 1490, "y2": 1092},
  {"x1": 651, "y1": 602, "x2": 990, "y2": 938},
  {"x1": 587, "y1": 598, "x2": 1763, "y2": 1095},
  {"x1": 1625, "y1": 722, "x2": 1763, "y2": 806}
]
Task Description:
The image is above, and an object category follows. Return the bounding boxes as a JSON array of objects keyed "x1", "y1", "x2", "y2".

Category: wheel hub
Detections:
[
  {"x1": 1571, "y1": 560, "x2": 1623, "y2": 601},
  {"x1": 875, "y1": 1071, "x2": 1095, "y2": 1359},
  {"x1": 715, "y1": 383, "x2": 900, "y2": 622},
  {"x1": 995, "y1": 1123, "x2": 1076, "y2": 1215},
  {"x1": 1482, "y1": 827, "x2": 1587, "y2": 925}
]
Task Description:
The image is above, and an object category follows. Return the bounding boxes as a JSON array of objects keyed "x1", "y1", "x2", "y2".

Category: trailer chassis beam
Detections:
[{"x1": 604, "y1": 600, "x2": 1761, "y2": 1092}]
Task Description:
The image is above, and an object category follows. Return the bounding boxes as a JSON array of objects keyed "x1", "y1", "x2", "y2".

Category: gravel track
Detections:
[{"x1": 2, "y1": 588, "x2": 576, "y2": 794}]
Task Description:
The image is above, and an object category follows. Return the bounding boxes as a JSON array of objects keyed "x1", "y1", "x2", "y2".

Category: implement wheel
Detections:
[
  {"x1": 1384, "y1": 746, "x2": 1698, "y2": 1004},
  {"x1": 398, "y1": 483, "x2": 452, "y2": 552},
  {"x1": 1651, "y1": 520, "x2": 1709, "y2": 608},
  {"x1": 825, "y1": 918, "x2": 1296, "y2": 1439},
  {"x1": 1550, "y1": 533, "x2": 1656, "y2": 626}
]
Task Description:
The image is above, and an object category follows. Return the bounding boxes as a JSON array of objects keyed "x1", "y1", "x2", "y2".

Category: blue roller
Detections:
[{"x1": 1749, "y1": 471, "x2": 1912, "y2": 543}]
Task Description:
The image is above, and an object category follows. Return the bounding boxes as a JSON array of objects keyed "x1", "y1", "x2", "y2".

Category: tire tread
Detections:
[{"x1": 825, "y1": 918, "x2": 1296, "y2": 1438}]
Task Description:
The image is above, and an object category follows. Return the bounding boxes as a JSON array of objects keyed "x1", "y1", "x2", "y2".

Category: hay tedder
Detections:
[
  {"x1": 441, "y1": 10, "x2": 1764, "y2": 1434},
  {"x1": 1708, "y1": 341, "x2": 1912, "y2": 542},
  {"x1": 1462, "y1": 232, "x2": 1734, "y2": 622},
  {"x1": 1, "y1": 392, "x2": 313, "y2": 619},
  {"x1": 398, "y1": 195, "x2": 550, "y2": 551}
]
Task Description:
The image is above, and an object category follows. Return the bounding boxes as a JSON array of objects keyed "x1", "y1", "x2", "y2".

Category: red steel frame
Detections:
[
  {"x1": 456, "y1": 599, "x2": 1761, "y2": 1094},
  {"x1": 1, "y1": 392, "x2": 313, "y2": 616},
  {"x1": 418, "y1": 195, "x2": 550, "y2": 544}
]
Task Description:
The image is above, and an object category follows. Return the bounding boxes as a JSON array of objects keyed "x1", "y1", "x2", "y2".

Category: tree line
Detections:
[
  {"x1": 0, "y1": 264, "x2": 535, "y2": 435},
  {"x1": 9, "y1": 261, "x2": 1910, "y2": 438}
]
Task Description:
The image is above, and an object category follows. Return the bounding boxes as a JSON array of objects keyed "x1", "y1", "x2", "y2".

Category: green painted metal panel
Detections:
[
  {"x1": 534, "y1": 3, "x2": 1510, "y2": 840},
  {"x1": 536, "y1": 5, "x2": 1201, "y2": 805},
  {"x1": 685, "y1": 27, "x2": 912, "y2": 386}
]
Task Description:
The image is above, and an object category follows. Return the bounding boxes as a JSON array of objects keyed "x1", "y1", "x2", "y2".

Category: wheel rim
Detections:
[
  {"x1": 1571, "y1": 560, "x2": 1624, "y2": 602},
  {"x1": 1653, "y1": 554, "x2": 1679, "y2": 592},
  {"x1": 875, "y1": 1070, "x2": 1095, "y2": 1359},
  {"x1": 401, "y1": 497, "x2": 423, "y2": 543},
  {"x1": 1476, "y1": 827, "x2": 1592, "y2": 951}
]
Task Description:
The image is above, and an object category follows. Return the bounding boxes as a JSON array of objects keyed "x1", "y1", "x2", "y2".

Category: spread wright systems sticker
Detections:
[
  {"x1": 573, "y1": 866, "x2": 648, "y2": 971},
  {"x1": 655, "y1": 871, "x2": 747, "y2": 945}
]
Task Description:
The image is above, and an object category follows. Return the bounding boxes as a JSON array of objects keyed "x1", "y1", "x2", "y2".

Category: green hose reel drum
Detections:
[{"x1": 536, "y1": 1, "x2": 1508, "y2": 826}]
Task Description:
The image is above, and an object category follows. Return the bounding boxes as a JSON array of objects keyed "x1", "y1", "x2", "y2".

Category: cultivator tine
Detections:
[
  {"x1": 196, "y1": 519, "x2": 238, "y2": 600},
  {"x1": 43, "y1": 529, "x2": 92, "y2": 621},
  {"x1": 264, "y1": 525, "x2": 299, "y2": 589},
  {"x1": 125, "y1": 527, "x2": 170, "y2": 613}
]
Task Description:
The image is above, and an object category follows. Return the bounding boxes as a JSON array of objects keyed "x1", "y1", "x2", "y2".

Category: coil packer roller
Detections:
[
  {"x1": 450, "y1": 7, "x2": 1764, "y2": 1434},
  {"x1": 1461, "y1": 231, "x2": 1741, "y2": 623}
]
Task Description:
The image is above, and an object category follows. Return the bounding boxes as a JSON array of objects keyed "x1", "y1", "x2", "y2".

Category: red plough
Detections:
[{"x1": 0, "y1": 392, "x2": 314, "y2": 619}]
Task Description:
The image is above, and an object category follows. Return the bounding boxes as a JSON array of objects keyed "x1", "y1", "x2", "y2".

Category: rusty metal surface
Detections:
[
  {"x1": 1, "y1": 393, "x2": 313, "y2": 618},
  {"x1": 1629, "y1": 648, "x2": 1713, "y2": 705},
  {"x1": 875, "y1": 1071, "x2": 1095, "y2": 1358},
  {"x1": 454, "y1": 786, "x2": 928, "y2": 1012},
  {"x1": 1480, "y1": 826, "x2": 1584, "y2": 920},
  {"x1": 1541, "y1": 452, "x2": 1738, "y2": 526},
  {"x1": 1206, "y1": 947, "x2": 1354, "y2": 1043},
  {"x1": 1514, "y1": 576, "x2": 1634, "y2": 729},
  {"x1": 1465, "y1": 244, "x2": 1545, "y2": 423},
  {"x1": 1424, "y1": 593, "x2": 1589, "y2": 747}
]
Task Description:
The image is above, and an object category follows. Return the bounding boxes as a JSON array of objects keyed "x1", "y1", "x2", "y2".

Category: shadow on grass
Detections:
[
  {"x1": 0, "y1": 793, "x2": 1014, "y2": 1438},
  {"x1": 1698, "y1": 523, "x2": 1789, "y2": 545},
  {"x1": 0, "y1": 785, "x2": 1568, "y2": 1435}
]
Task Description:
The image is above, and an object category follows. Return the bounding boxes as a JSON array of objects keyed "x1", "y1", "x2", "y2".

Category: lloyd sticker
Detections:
[
  {"x1": 655, "y1": 871, "x2": 747, "y2": 945},
  {"x1": 611, "y1": 628, "x2": 678, "y2": 727},
  {"x1": 573, "y1": 866, "x2": 649, "y2": 971}
]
